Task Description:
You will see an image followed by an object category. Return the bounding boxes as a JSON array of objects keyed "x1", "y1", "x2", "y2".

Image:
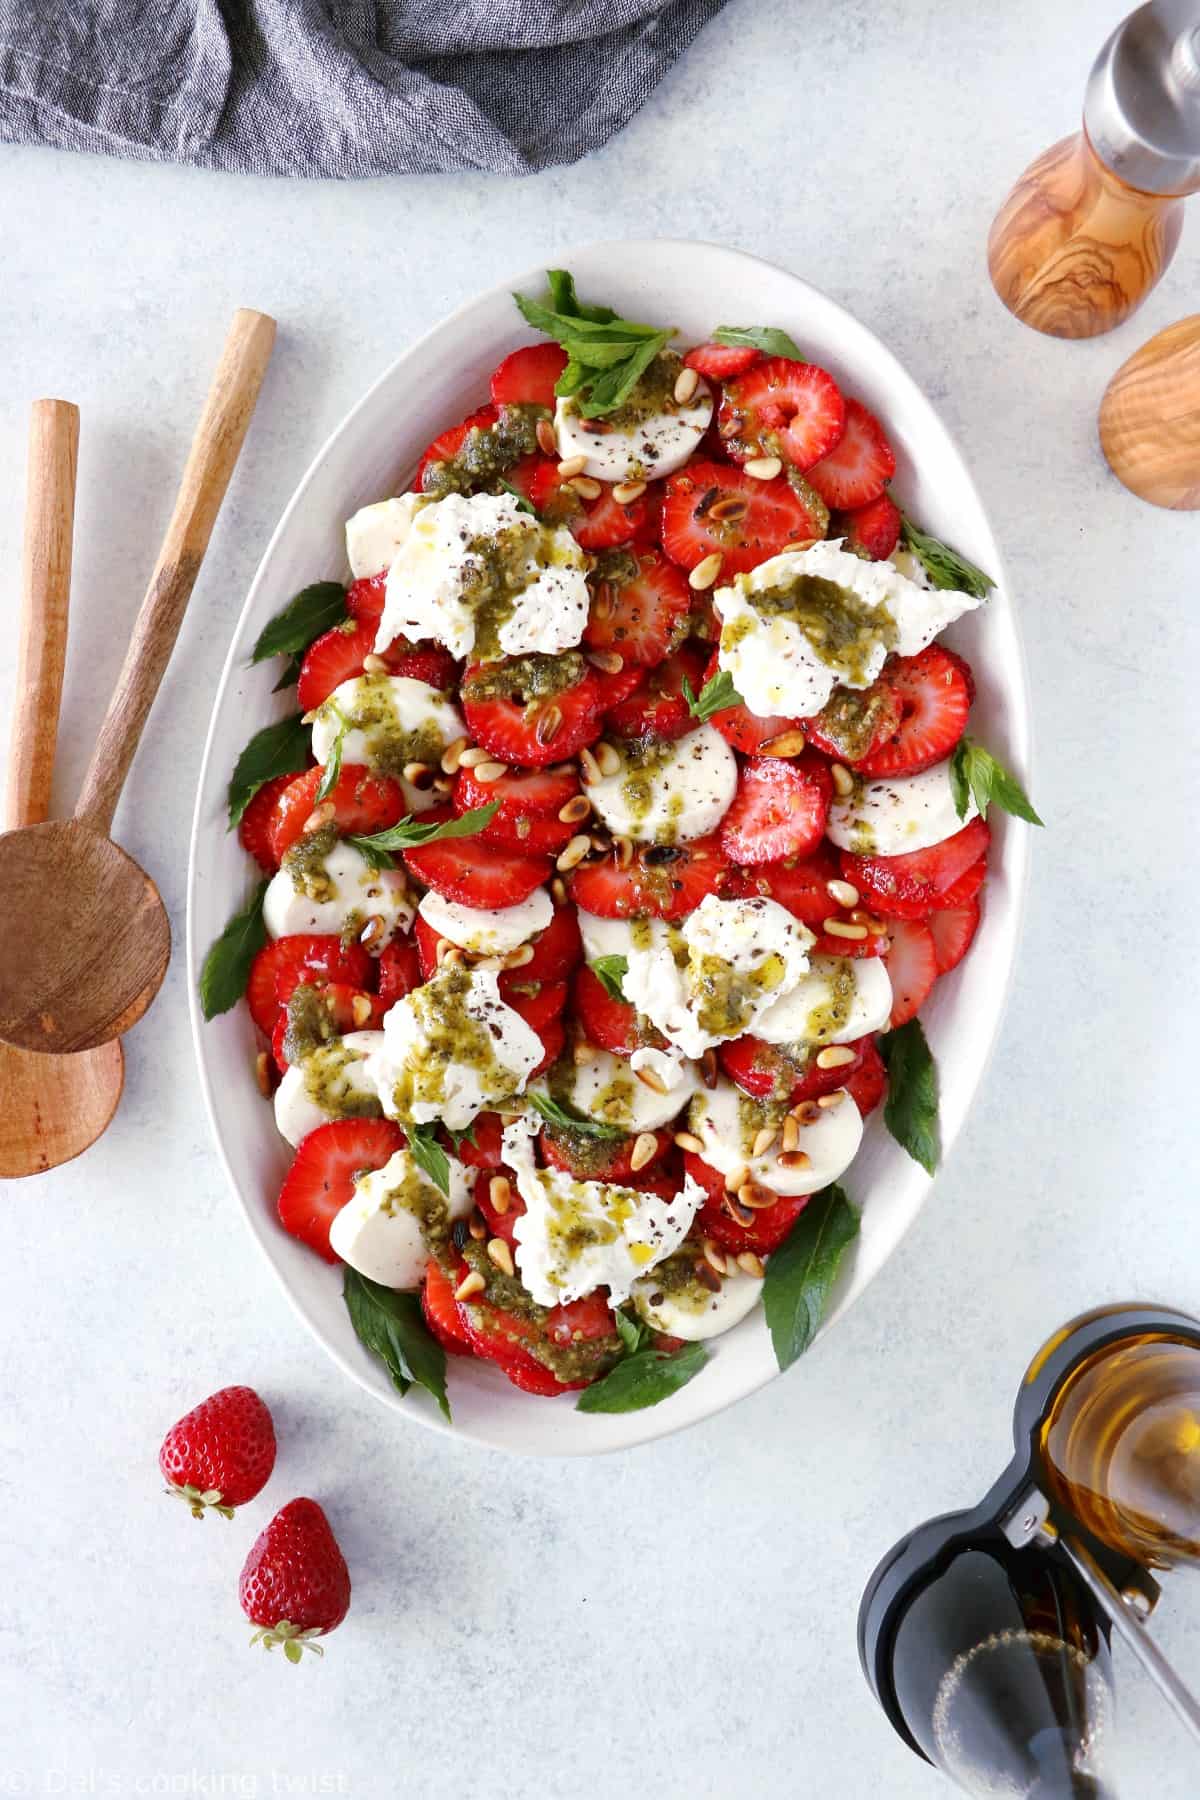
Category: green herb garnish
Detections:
[
  {"x1": 681, "y1": 669, "x2": 743, "y2": 724},
  {"x1": 199, "y1": 879, "x2": 269, "y2": 1020},
  {"x1": 250, "y1": 581, "x2": 348, "y2": 664},
  {"x1": 576, "y1": 1310, "x2": 707, "y2": 1413},
  {"x1": 346, "y1": 802, "x2": 500, "y2": 871},
  {"x1": 406, "y1": 1124, "x2": 451, "y2": 1197},
  {"x1": 950, "y1": 737, "x2": 1042, "y2": 827},
  {"x1": 497, "y1": 478, "x2": 538, "y2": 517},
  {"x1": 588, "y1": 955, "x2": 629, "y2": 1003},
  {"x1": 761, "y1": 1183, "x2": 860, "y2": 1371},
  {"x1": 712, "y1": 325, "x2": 804, "y2": 362},
  {"x1": 227, "y1": 713, "x2": 310, "y2": 829},
  {"x1": 900, "y1": 518, "x2": 995, "y2": 598},
  {"x1": 526, "y1": 1091, "x2": 626, "y2": 1141},
  {"x1": 313, "y1": 705, "x2": 349, "y2": 804},
  {"x1": 514, "y1": 271, "x2": 673, "y2": 419},
  {"x1": 878, "y1": 1020, "x2": 941, "y2": 1175},
  {"x1": 343, "y1": 1269, "x2": 450, "y2": 1419}
]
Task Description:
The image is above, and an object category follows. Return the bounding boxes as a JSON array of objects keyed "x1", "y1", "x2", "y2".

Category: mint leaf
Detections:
[
  {"x1": 762, "y1": 1183, "x2": 859, "y2": 1370},
  {"x1": 273, "y1": 655, "x2": 304, "y2": 692},
  {"x1": 406, "y1": 1124, "x2": 450, "y2": 1197},
  {"x1": 526, "y1": 1090, "x2": 626, "y2": 1141},
  {"x1": 682, "y1": 669, "x2": 743, "y2": 724},
  {"x1": 227, "y1": 714, "x2": 310, "y2": 829},
  {"x1": 950, "y1": 737, "x2": 1042, "y2": 827},
  {"x1": 614, "y1": 1308, "x2": 649, "y2": 1355},
  {"x1": 900, "y1": 517, "x2": 995, "y2": 598},
  {"x1": 588, "y1": 955, "x2": 629, "y2": 1003},
  {"x1": 712, "y1": 325, "x2": 804, "y2": 362},
  {"x1": 878, "y1": 1020, "x2": 940, "y2": 1175},
  {"x1": 313, "y1": 705, "x2": 349, "y2": 804},
  {"x1": 199, "y1": 880, "x2": 269, "y2": 1020},
  {"x1": 251, "y1": 581, "x2": 347, "y2": 663},
  {"x1": 346, "y1": 801, "x2": 499, "y2": 871},
  {"x1": 497, "y1": 478, "x2": 538, "y2": 517},
  {"x1": 343, "y1": 1269, "x2": 450, "y2": 1420},
  {"x1": 576, "y1": 1341, "x2": 707, "y2": 1413},
  {"x1": 513, "y1": 276, "x2": 672, "y2": 418}
]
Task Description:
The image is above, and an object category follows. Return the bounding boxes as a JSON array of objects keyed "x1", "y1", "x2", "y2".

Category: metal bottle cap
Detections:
[{"x1": 1084, "y1": 2, "x2": 1200, "y2": 196}]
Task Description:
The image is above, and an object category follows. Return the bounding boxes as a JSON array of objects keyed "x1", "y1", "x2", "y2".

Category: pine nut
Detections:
[
  {"x1": 781, "y1": 538, "x2": 819, "y2": 554},
  {"x1": 350, "y1": 994, "x2": 373, "y2": 1029},
  {"x1": 761, "y1": 730, "x2": 807, "y2": 757},
  {"x1": 302, "y1": 800, "x2": 336, "y2": 834},
  {"x1": 474, "y1": 760, "x2": 508, "y2": 784},
  {"x1": 708, "y1": 497, "x2": 747, "y2": 524},
  {"x1": 689, "y1": 552, "x2": 723, "y2": 592},
  {"x1": 614, "y1": 835, "x2": 634, "y2": 869},
  {"x1": 738, "y1": 1181, "x2": 777, "y2": 1210},
  {"x1": 694, "y1": 1259, "x2": 722, "y2": 1294},
  {"x1": 725, "y1": 1194, "x2": 755, "y2": 1227},
  {"x1": 612, "y1": 480, "x2": 647, "y2": 505},
  {"x1": 502, "y1": 944, "x2": 534, "y2": 971},
  {"x1": 535, "y1": 704, "x2": 562, "y2": 746},
  {"x1": 459, "y1": 745, "x2": 491, "y2": 768},
  {"x1": 556, "y1": 834, "x2": 592, "y2": 872},
  {"x1": 572, "y1": 1038, "x2": 597, "y2": 1065},
  {"x1": 359, "y1": 914, "x2": 386, "y2": 951},
  {"x1": 557, "y1": 455, "x2": 587, "y2": 479},
  {"x1": 817, "y1": 1089, "x2": 846, "y2": 1110},
  {"x1": 586, "y1": 649, "x2": 624, "y2": 674},
  {"x1": 674, "y1": 1131, "x2": 705, "y2": 1153},
  {"x1": 702, "y1": 1238, "x2": 728, "y2": 1276},
  {"x1": 455, "y1": 1271, "x2": 486, "y2": 1302},
  {"x1": 674, "y1": 366, "x2": 700, "y2": 405},
  {"x1": 791, "y1": 1100, "x2": 821, "y2": 1125},
  {"x1": 569, "y1": 476, "x2": 602, "y2": 501},
  {"x1": 489, "y1": 1175, "x2": 511, "y2": 1215},
  {"x1": 823, "y1": 918, "x2": 869, "y2": 940},
  {"x1": 701, "y1": 1048, "x2": 719, "y2": 1090},
  {"x1": 630, "y1": 1132, "x2": 658, "y2": 1172},
  {"x1": 487, "y1": 1237, "x2": 515, "y2": 1277},
  {"x1": 536, "y1": 418, "x2": 558, "y2": 457},
  {"x1": 744, "y1": 456, "x2": 782, "y2": 481},
  {"x1": 578, "y1": 746, "x2": 601, "y2": 784},
  {"x1": 254, "y1": 1051, "x2": 272, "y2": 1097},
  {"x1": 558, "y1": 795, "x2": 591, "y2": 824},
  {"x1": 830, "y1": 762, "x2": 855, "y2": 797},
  {"x1": 781, "y1": 1115, "x2": 800, "y2": 1153},
  {"x1": 779, "y1": 1151, "x2": 811, "y2": 1170},
  {"x1": 816, "y1": 1045, "x2": 857, "y2": 1070},
  {"x1": 635, "y1": 1065, "x2": 670, "y2": 1096},
  {"x1": 826, "y1": 878, "x2": 860, "y2": 909},
  {"x1": 737, "y1": 1251, "x2": 765, "y2": 1279},
  {"x1": 594, "y1": 741, "x2": 621, "y2": 777},
  {"x1": 550, "y1": 877, "x2": 567, "y2": 906},
  {"x1": 468, "y1": 1212, "x2": 487, "y2": 1241},
  {"x1": 725, "y1": 1164, "x2": 750, "y2": 1194},
  {"x1": 403, "y1": 761, "x2": 435, "y2": 788},
  {"x1": 440, "y1": 736, "x2": 468, "y2": 775},
  {"x1": 752, "y1": 1125, "x2": 777, "y2": 1159}
]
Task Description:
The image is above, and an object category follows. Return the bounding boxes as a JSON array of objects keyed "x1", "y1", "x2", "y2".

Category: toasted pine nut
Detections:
[
  {"x1": 613, "y1": 835, "x2": 634, "y2": 870},
  {"x1": 254, "y1": 1051, "x2": 272, "y2": 1097},
  {"x1": 708, "y1": 497, "x2": 747, "y2": 524},
  {"x1": 455, "y1": 1271, "x2": 486, "y2": 1302},
  {"x1": 702, "y1": 1238, "x2": 728, "y2": 1276},
  {"x1": 586, "y1": 649, "x2": 624, "y2": 675},
  {"x1": 738, "y1": 1181, "x2": 777, "y2": 1210},
  {"x1": 474, "y1": 760, "x2": 508, "y2": 784},
  {"x1": 826, "y1": 877, "x2": 860, "y2": 909},
  {"x1": 556, "y1": 454, "x2": 587, "y2": 479},
  {"x1": 350, "y1": 993, "x2": 373, "y2": 1029},
  {"x1": 830, "y1": 762, "x2": 855, "y2": 797},
  {"x1": 744, "y1": 455, "x2": 783, "y2": 481},
  {"x1": 674, "y1": 366, "x2": 700, "y2": 405},
  {"x1": 791, "y1": 1100, "x2": 821, "y2": 1125},
  {"x1": 725, "y1": 1164, "x2": 750, "y2": 1194},
  {"x1": 487, "y1": 1237, "x2": 515, "y2": 1277},
  {"x1": 635, "y1": 1065, "x2": 670, "y2": 1096},
  {"x1": 403, "y1": 760, "x2": 435, "y2": 788},
  {"x1": 752, "y1": 1125, "x2": 777, "y2": 1159},
  {"x1": 536, "y1": 418, "x2": 558, "y2": 457},
  {"x1": 823, "y1": 918, "x2": 869, "y2": 941},
  {"x1": 302, "y1": 800, "x2": 336, "y2": 834},
  {"x1": 817, "y1": 1089, "x2": 847, "y2": 1110},
  {"x1": 359, "y1": 914, "x2": 386, "y2": 951},
  {"x1": 725, "y1": 1194, "x2": 756, "y2": 1227},
  {"x1": 550, "y1": 877, "x2": 567, "y2": 906},
  {"x1": 736, "y1": 1251, "x2": 765, "y2": 1279},
  {"x1": 816, "y1": 1045, "x2": 857, "y2": 1070},
  {"x1": 440, "y1": 736, "x2": 469, "y2": 775},
  {"x1": 556, "y1": 833, "x2": 592, "y2": 872},
  {"x1": 535, "y1": 704, "x2": 562, "y2": 746},
  {"x1": 688, "y1": 552, "x2": 723, "y2": 592},
  {"x1": 781, "y1": 538, "x2": 819, "y2": 554},
  {"x1": 779, "y1": 1150, "x2": 811, "y2": 1170},
  {"x1": 701, "y1": 1048, "x2": 719, "y2": 1090},
  {"x1": 502, "y1": 943, "x2": 535, "y2": 970},
  {"x1": 489, "y1": 1175, "x2": 511, "y2": 1215},
  {"x1": 674, "y1": 1131, "x2": 705, "y2": 1153},
  {"x1": 361, "y1": 652, "x2": 390, "y2": 675},
  {"x1": 558, "y1": 795, "x2": 591, "y2": 824},
  {"x1": 459, "y1": 745, "x2": 491, "y2": 768},
  {"x1": 594, "y1": 741, "x2": 621, "y2": 777},
  {"x1": 760, "y1": 730, "x2": 807, "y2": 757},
  {"x1": 612, "y1": 480, "x2": 647, "y2": 505},
  {"x1": 570, "y1": 476, "x2": 602, "y2": 501},
  {"x1": 468, "y1": 1212, "x2": 487, "y2": 1241},
  {"x1": 781, "y1": 1114, "x2": 800, "y2": 1153},
  {"x1": 630, "y1": 1132, "x2": 658, "y2": 1172},
  {"x1": 578, "y1": 746, "x2": 601, "y2": 785}
]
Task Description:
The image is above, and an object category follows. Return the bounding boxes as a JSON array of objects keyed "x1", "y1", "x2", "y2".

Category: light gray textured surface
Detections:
[{"x1": 1, "y1": 0, "x2": 1198, "y2": 1793}]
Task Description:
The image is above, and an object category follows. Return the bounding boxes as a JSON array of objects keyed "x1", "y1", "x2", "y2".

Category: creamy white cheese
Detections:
[
  {"x1": 587, "y1": 724, "x2": 738, "y2": 844},
  {"x1": 687, "y1": 1077, "x2": 863, "y2": 1197},
  {"x1": 553, "y1": 361, "x2": 713, "y2": 483},
  {"x1": 503, "y1": 1119, "x2": 703, "y2": 1306},
  {"x1": 369, "y1": 964, "x2": 542, "y2": 1132},
  {"x1": 754, "y1": 954, "x2": 893, "y2": 1049},
  {"x1": 373, "y1": 490, "x2": 589, "y2": 662},
  {"x1": 263, "y1": 841, "x2": 414, "y2": 947},
  {"x1": 329, "y1": 1146, "x2": 473, "y2": 1288},
  {"x1": 620, "y1": 895, "x2": 814, "y2": 1059},
  {"x1": 310, "y1": 674, "x2": 465, "y2": 814},
  {"x1": 417, "y1": 887, "x2": 553, "y2": 957},
  {"x1": 714, "y1": 540, "x2": 982, "y2": 719},
  {"x1": 345, "y1": 495, "x2": 426, "y2": 580},
  {"x1": 632, "y1": 1263, "x2": 764, "y2": 1342},
  {"x1": 546, "y1": 1044, "x2": 701, "y2": 1135},
  {"x1": 273, "y1": 1030, "x2": 385, "y2": 1149},
  {"x1": 825, "y1": 757, "x2": 979, "y2": 857}
]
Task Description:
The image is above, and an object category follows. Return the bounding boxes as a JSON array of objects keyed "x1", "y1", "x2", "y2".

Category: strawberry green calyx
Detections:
[
  {"x1": 249, "y1": 1620, "x2": 326, "y2": 1665},
  {"x1": 164, "y1": 1482, "x2": 236, "y2": 1521}
]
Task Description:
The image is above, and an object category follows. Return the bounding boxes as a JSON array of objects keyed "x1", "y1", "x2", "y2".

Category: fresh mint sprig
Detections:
[
  {"x1": 199, "y1": 880, "x2": 269, "y2": 1020},
  {"x1": 712, "y1": 325, "x2": 804, "y2": 362},
  {"x1": 525, "y1": 1091, "x2": 626, "y2": 1141},
  {"x1": 227, "y1": 714, "x2": 311, "y2": 829},
  {"x1": 761, "y1": 1183, "x2": 860, "y2": 1371},
  {"x1": 576, "y1": 1309, "x2": 707, "y2": 1413},
  {"x1": 588, "y1": 955, "x2": 629, "y2": 1003},
  {"x1": 250, "y1": 581, "x2": 348, "y2": 664},
  {"x1": 900, "y1": 517, "x2": 995, "y2": 598},
  {"x1": 950, "y1": 738, "x2": 1042, "y2": 826},
  {"x1": 514, "y1": 270, "x2": 673, "y2": 419},
  {"x1": 878, "y1": 1020, "x2": 941, "y2": 1175},
  {"x1": 346, "y1": 802, "x2": 500, "y2": 871},
  {"x1": 681, "y1": 669, "x2": 743, "y2": 724},
  {"x1": 343, "y1": 1269, "x2": 450, "y2": 1419},
  {"x1": 405, "y1": 1124, "x2": 451, "y2": 1197}
]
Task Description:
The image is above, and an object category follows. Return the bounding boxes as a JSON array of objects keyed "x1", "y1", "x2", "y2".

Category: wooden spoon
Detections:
[
  {"x1": 0, "y1": 309, "x2": 275, "y2": 1057},
  {"x1": 0, "y1": 401, "x2": 124, "y2": 1178}
]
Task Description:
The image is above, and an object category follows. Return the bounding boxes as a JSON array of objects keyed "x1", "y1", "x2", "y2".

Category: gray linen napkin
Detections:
[{"x1": 0, "y1": 1, "x2": 725, "y2": 177}]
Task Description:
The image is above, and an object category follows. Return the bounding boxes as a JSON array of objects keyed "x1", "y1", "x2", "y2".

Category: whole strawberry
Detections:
[
  {"x1": 159, "y1": 1385, "x2": 276, "y2": 1519},
  {"x1": 239, "y1": 1497, "x2": 351, "y2": 1662}
]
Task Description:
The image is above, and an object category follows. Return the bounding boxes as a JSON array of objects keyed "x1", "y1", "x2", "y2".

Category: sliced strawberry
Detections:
[
  {"x1": 685, "y1": 1151, "x2": 809, "y2": 1255},
  {"x1": 604, "y1": 643, "x2": 707, "y2": 741},
  {"x1": 413, "y1": 404, "x2": 498, "y2": 493},
  {"x1": 846, "y1": 647, "x2": 973, "y2": 780},
  {"x1": 810, "y1": 918, "x2": 890, "y2": 958},
  {"x1": 717, "y1": 1035, "x2": 802, "y2": 1102},
  {"x1": 474, "y1": 1166, "x2": 525, "y2": 1247},
  {"x1": 345, "y1": 573, "x2": 387, "y2": 628},
  {"x1": 806, "y1": 398, "x2": 896, "y2": 509},
  {"x1": 489, "y1": 343, "x2": 568, "y2": 409},
  {"x1": 837, "y1": 492, "x2": 901, "y2": 561},
  {"x1": 453, "y1": 763, "x2": 577, "y2": 854},
  {"x1": 589, "y1": 660, "x2": 646, "y2": 713},
  {"x1": 267, "y1": 763, "x2": 408, "y2": 863},
  {"x1": 584, "y1": 548, "x2": 692, "y2": 666},
  {"x1": 421, "y1": 1258, "x2": 475, "y2": 1355},
  {"x1": 527, "y1": 459, "x2": 649, "y2": 550},
  {"x1": 523, "y1": 906, "x2": 583, "y2": 980},
  {"x1": 297, "y1": 621, "x2": 372, "y2": 710},
  {"x1": 805, "y1": 681, "x2": 905, "y2": 767},
  {"x1": 932, "y1": 855, "x2": 987, "y2": 911},
  {"x1": 383, "y1": 643, "x2": 458, "y2": 690},
  {"x1": 277, "y1": 1119, "x2": 406, "y2": 1262},
  {"x1": 841, "y1": 817, "x2": 990, "y2": 920},
  {"x1": 402, "y1": 810, "x2": 552, "y2": 907},
  {"x1": 245, "y1": 935, "x2": 372, "y2": 1035},
  {"x1": 455, "y1": 1112, "x2": 506, "y2": 1169},
  {"x1": 723, "y1": 843, "x2": 840, "y2": 925},
  {"x1": 719, "y1": 754, "x2": 832, "y2": 864},
  {"x1": 717, "y1": 358, "x2": 846, "y2": 470},
  {"x1": 530, "y1": 1019, "x2": 565, "y2": 1077},
  {"x1": 460, "y1": 655, "x2": 604, "y2": 766},
  {"x1": 842, "y1": 1036, "x2": 887, "y2": 1116},
  {"x1": 238, "y1": 773, "x2": 297, "y2": 871},
  {"x1": 454, "y1": 1278, "x2": 594, "y2": 1395},
  {"x1": 377, "y1": 936, "x2": 423, "y2": 1007},
  {"x1": 928, "y1": 896, "x2": 981, "y2": 975},
  {"x1": 500, "y1": 978, "x2": 568, "y2": 1033},
  {"x1": 788, "y1": 1033, "x2": 882, "y2": 1104},
  {"x1": 701, "y1": 648, "x2": 801, "y2": 754},
  {"x1": 883, "y1": 920, "x2": 938, "y2": 1027},
  {"x1": 573, "y1": 965, "x2": 663, "y2": 1058},
  {"x1": 539, "y1": 1125, "x2": 675, "y2": 1184},
  {"x1": 568, "y1": 836, "x2": 729, "y2": 921},
  {"x1": 271, "y1": 982, "x2": 387, "y2": 1072},
  {"x1": 683, "y1": 342, "x2": 760, "y2": 381},
  {"x1": 661, "y1": 460, "x2": 825, "y2": 576}
]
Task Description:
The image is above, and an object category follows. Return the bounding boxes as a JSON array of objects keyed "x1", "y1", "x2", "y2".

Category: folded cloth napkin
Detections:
[{"x1": 0, "y1": 0, "x2": 725, "y2": 177}]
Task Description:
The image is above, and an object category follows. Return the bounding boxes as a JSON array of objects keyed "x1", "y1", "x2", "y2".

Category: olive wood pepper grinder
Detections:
[{"x1": 988, "y1": 3, "x2": 1200, "y2": 339}]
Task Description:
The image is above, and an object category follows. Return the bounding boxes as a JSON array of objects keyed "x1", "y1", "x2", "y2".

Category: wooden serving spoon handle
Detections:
[
  {"x1": 6, "y1": 400, "x2": 79, "y2": 831},
  {"x1": 74, "y1": 308, "x2": 276, "y2": 837}
]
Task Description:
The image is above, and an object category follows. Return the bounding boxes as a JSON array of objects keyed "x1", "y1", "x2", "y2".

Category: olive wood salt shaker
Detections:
[
  {"x1": 988, "y1": 3, "x2": 1200, "y2": 338},
  {"x1": 1100, "y1": 312, "x2": 1200, "y2": 507}
]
